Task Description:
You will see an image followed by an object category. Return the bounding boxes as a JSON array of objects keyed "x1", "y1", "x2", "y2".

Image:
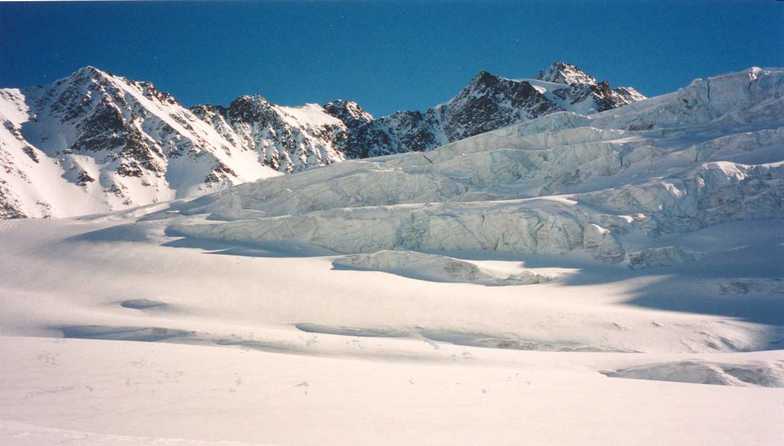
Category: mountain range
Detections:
[{"x1": 0, "y1": 62, "x2": 643, "y2": 218}]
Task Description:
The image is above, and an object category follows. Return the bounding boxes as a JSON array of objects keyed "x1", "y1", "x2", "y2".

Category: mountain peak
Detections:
[
  {"x1": 232, "y1": 94, "x2": 268, "y2": 104},
  {"x1": 537, "y1": 61, "x2": 597, "y2": 86},
  {"x1": 323, "y1": 99, "x2": 374, "y2": 125},
  {"x1": 68, "y1": 65, "x2": 114, "y2": 83},
  {"x1": 468, "y1": 70, "x2": 502, "y2": 88},
  {"x1": 75, "y1": 65, "x2": 106, "y2": 75},
  {"x1": 225, "y1": 95, "x2": 275, "y2": 123}
]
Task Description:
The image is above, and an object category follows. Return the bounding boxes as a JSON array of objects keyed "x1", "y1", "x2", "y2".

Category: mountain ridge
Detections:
[{"x1": 1, "y1": 62, "x2": 645, "y2": 218}]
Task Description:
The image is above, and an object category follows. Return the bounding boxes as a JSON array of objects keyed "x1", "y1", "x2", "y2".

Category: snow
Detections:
[
  {"x1": 274, "y1": 103, "x2": 344, "y2": 128},
  {"x1": 1, "y1": 66, "x2": 783, "y2": 445},
  {"x1": 0, "y1": 115, "x2": 111, "y2": 218},
  {"x1": 1, "y1": 213, "x2": 783, "y2": 445},
  {"x1": 0, "y1": 419, "x2": 274, "y2": 446}
]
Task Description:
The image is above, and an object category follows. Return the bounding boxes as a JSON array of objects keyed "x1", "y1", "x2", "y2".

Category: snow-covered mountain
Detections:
[
  {"x1": 0, "y1": 62, "x2": 642, "y2": 218},
  {"x1": 340, "y1": 62, "x2": 645, "y2": 157},
  {"x1": 189, "y1": 96, "x2": 368, "y2": 174},
  {"x1": 186, "y1": 61, "x2": 644, "y2": 162},
  {"x1": 168, "y1": 66, "x2": 784, "y2": 267},
  {"x1": 0, "y1": 67, "x2": 280, "y2": 218}
]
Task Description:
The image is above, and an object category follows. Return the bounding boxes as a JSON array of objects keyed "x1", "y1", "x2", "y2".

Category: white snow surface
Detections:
[
  {"x1": 1, "y1": 209, "x2": 783, "y2": 445},
  {"x1": 1, "y1": 67, "x2": 783, "y2": 445}
]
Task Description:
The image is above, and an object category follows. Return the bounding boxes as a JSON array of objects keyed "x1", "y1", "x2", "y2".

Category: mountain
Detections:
[
  {"x1": 168, "y1": 67, "x2": 784, "y2": 267},
  {"x1": 0, "y1": 62, "x2": 642, "y2": 218},
  {"x1": 0, "y1": 66, "x2": 280, "y2": 218},
  {"x1": 342, "y1": 62, "x2": 645, "y2": 157},
  {"x1": 186, "y1": 61, "x2": 645, "y2": 163}
]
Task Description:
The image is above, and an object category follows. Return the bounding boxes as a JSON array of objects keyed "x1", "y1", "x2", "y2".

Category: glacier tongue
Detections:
[{"x1": 166, "y1": 67, "x2": 784, "y2": 265}]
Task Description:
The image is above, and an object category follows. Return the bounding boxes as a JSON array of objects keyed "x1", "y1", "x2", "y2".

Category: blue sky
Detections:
[{"x1": 1, "y1": 1, "x2": 781, "y2": 116}]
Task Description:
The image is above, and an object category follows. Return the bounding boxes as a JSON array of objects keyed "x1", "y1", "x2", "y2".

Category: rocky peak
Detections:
[
  {"x1": 323, "y1": 100, "x2": 373, "y2": 129},
  {"x1": 467, "y1": 70, "x2": 502, "y2": 90},
  {"x1": 443, "y1": 71, "x2": 555, "y2": 141},
  {"x1": 455, "y1": 70, "x2": 546, "y2": 105},
  {"x1": 132, "y1": 80, "x2": 178, "y2": 105},
  {"x1": 537, "y1": 61, "x2": 598, "y2": 86},
  {"x1": 534, "y1": 61, "x2": 647, "y2": 112},
  {"x1": 69, "y1": 65, "x2": 113, "y2": 83},
  {"x1": 224, "y1": 95, "x2": 275, "y2": 123},
  {"x1": 65, "y1": 66, "x2": 177, "y2": 104},
  {"x1": 44, "y1": 66, "x2": 123, "y2": 122},
  {"x1": 613, "y1": 86, "x2": 646, "y2": 103}
]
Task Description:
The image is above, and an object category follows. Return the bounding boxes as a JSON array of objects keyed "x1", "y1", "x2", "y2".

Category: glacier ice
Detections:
[
  {"x1": 333, "y1": 250, "x2": 548, "y2": 286},
  {"x1": 165, "y1": 67, "x2": 784, "y2": 266}
]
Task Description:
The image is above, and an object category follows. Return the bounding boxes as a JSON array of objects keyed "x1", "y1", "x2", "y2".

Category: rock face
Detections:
[{"x1": 0, "y1": 62, "x2": 643, "y2": 218}]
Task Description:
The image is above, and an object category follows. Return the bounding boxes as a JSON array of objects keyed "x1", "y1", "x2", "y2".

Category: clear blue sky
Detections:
[{"x1": 1, "y1": 1, "x2": 781, "y2": 116}]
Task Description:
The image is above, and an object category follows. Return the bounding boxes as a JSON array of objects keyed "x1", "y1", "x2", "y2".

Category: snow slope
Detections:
[
  {"x1": 0, "y1": 67, "x2": 782, "y2": 445},
  {"x1": 0, "y1": 206, "x2": 783, "y2": 445}
]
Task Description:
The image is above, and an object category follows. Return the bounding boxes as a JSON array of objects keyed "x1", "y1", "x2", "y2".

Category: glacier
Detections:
[{"x1": 165, "y1": 67, "x2": 784, "y2": 267}]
